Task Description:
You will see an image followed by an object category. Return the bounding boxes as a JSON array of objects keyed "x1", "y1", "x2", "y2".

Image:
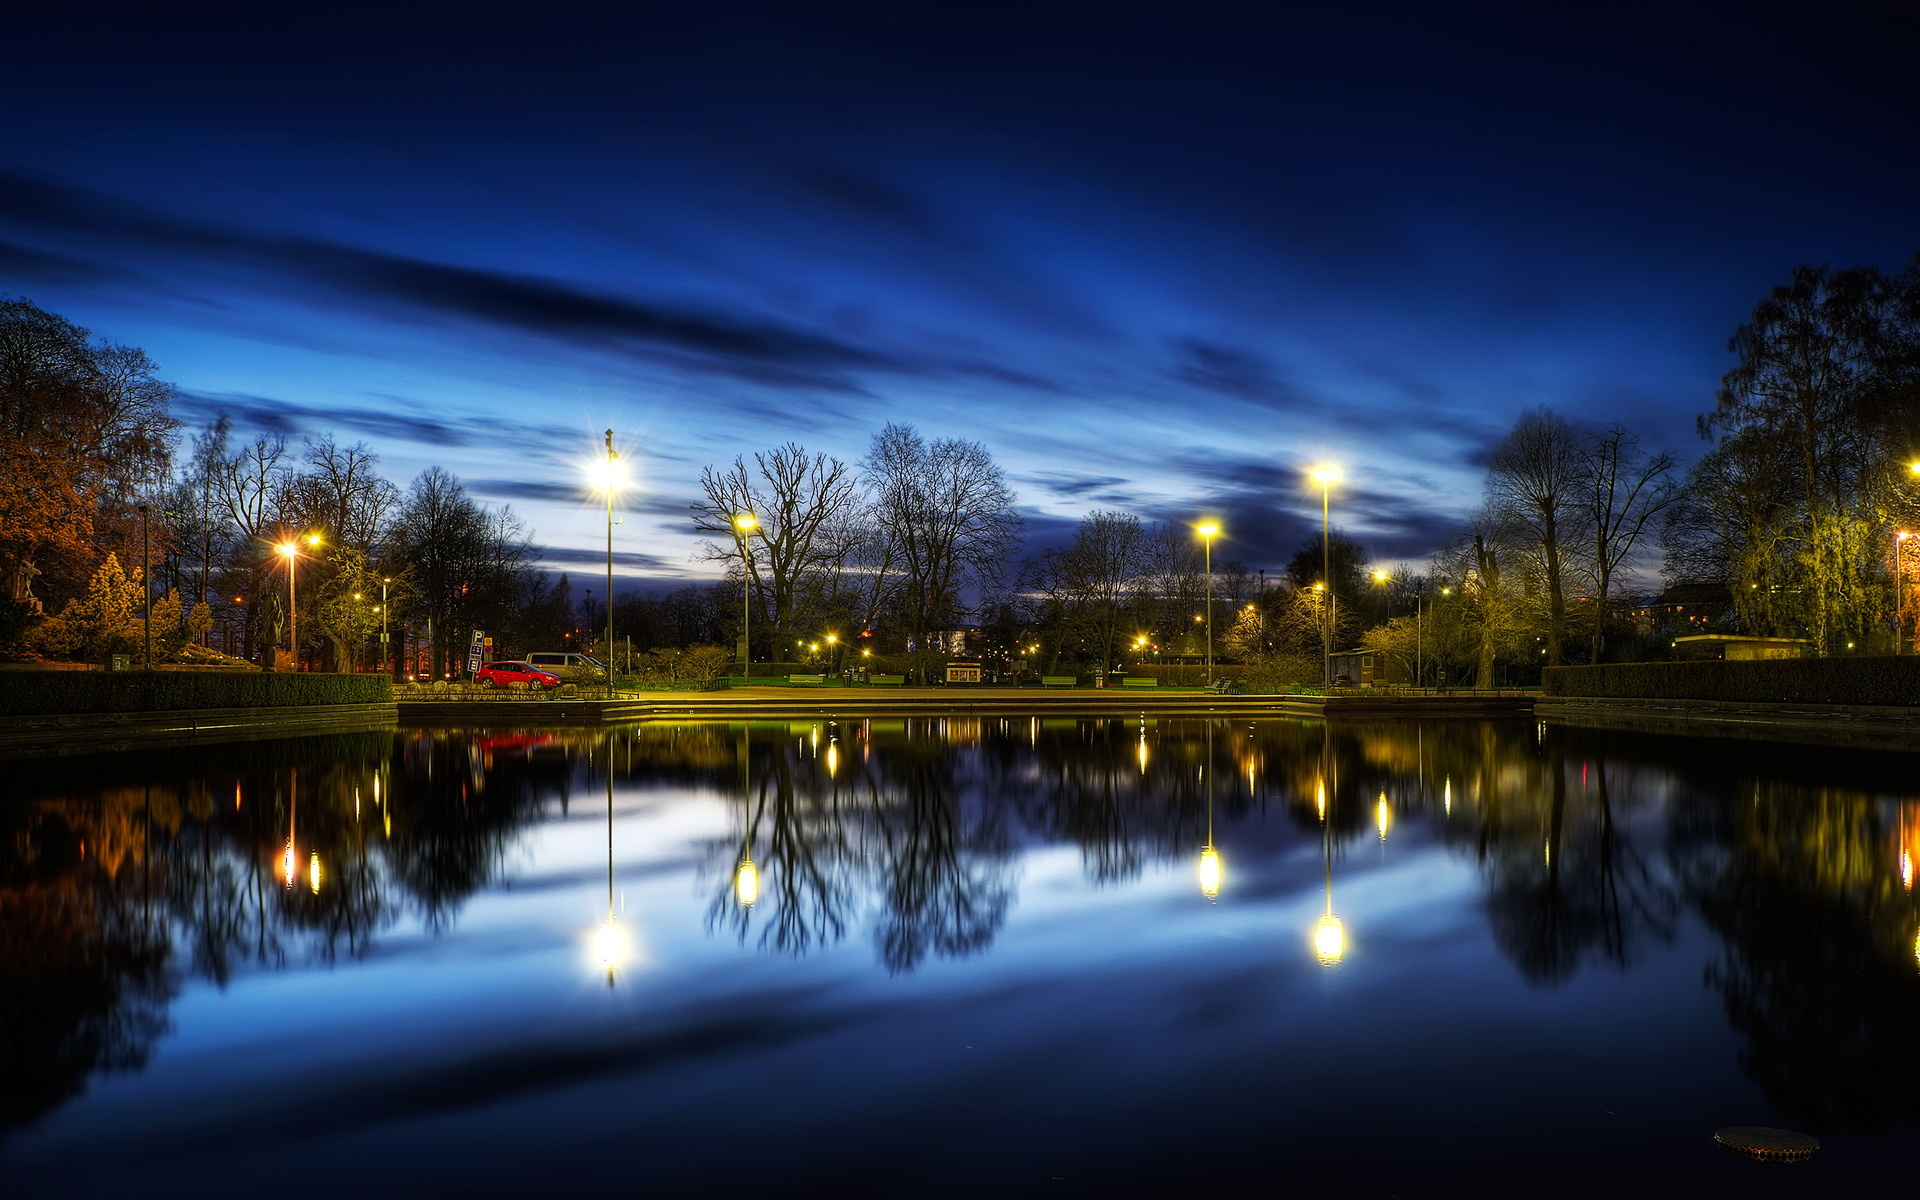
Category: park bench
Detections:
[
  {"x1": 867, "y1": 674, "x2": 905, "y2": 686},
  {"x1": 1041, "y1": 675, "x2": 1077, "y2": 688},
  {"x1": 1206, "y1": 678, "x2": 1238, "y2": 695},
  {"x1": 1120, "y1": 677, "x2": 1158, "y2": 688},
  {"x1": 788, "y1": 674, "x2": 827, "y2": 686}
]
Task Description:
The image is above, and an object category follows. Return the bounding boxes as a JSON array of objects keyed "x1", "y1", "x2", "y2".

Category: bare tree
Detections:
[
  {"x1": 1580, "y1": 424, "x2": 1678, "y2": 661},
  {"x1": 1024, "y1": 510, "x2": 1149, "y2": 674},
  {"x1": 1486, "y1": 408, "x2": 1583, "y2": 665},
  {"x1": 692, "y1": 443, "x2": 861, "y2": 659},
  {"x1": 862, "y1": 423, "x2": 1022, "y2": 657}
]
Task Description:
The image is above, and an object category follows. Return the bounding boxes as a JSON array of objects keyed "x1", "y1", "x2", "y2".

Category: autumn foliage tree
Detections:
[{"x1": 0, "y1": 297, "x2": 176, "y2": 611}]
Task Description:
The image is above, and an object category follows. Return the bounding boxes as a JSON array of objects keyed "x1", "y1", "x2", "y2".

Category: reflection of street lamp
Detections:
[
  {"x1": 1198, "y1": 720, "x2": 1221, "y2": 899},
  {"x1": 379, "y1": 576, "x2": 392, "y2": 676},
  {"x1": 1195, "y1": 523, "x2": 1219, "y2": 685},
  {"x1": 733, "y1": 512, "x2": 757, "y2": 679},
  {"x1": 1309, "y1": 466, "x2": 1342, "y2": 686},
  {"x1": 592, "y1": 733, "x2": 624, "y2": 985}
]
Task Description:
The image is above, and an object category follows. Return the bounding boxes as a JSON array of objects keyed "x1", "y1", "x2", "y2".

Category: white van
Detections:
[{"x1": 523, "y1": 652, "x2": 607, "y2": 681}]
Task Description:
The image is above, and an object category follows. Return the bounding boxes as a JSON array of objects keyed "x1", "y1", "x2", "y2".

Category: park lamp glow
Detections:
[
  {"x1": 1197, "y1": 846, "x2": 1222, "y2": 900},
  {"x1": 591, "y1": 918, "x2": 628, "y2": 980},
  {"x1": 584, "y1": 449, "x2": 630, "y2": 496},
  {"x1": 1195, "y1": 521, "x2": 1219, "y2": 539},
  {"x1": 1313, "y1": 913, "x2": 1347, "y2": 966},
  {"x1": 1309, "y1": 463, "x2": 1343, "y2": 487},
  {"x1": 734, "y1": 857, "x2": 760, "y2": 907}
]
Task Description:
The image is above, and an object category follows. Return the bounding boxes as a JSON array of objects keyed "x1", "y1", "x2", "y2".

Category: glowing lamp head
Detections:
[
  {"x1": 308, "y1": 851, "x2": 322, "y2": 894},
  {"x1": 277, "y1": 542, "x2": 297, "y2": 559},
  {"x1": 1197, "y1": 846, "x2": 1222, "y2": 900},
  {"x1": 585, "y1": 454, "x2": 629, "y2": 495},
  {"x1": 592, "y1": 919, "x2": 627, "y2": 978},
  {"x1": 1373, "y1": 570, "x2": 1389, "y2": 583},
  {"x1": 734, "y1": 512, "x2": 757, "y2": 532},
  {"x1": 734, "y1": 859, "x2": 760, "y2": 907},
  {"x1": 305, "y1": 534, "x2": 322, "y2": 547},
  {"x1": 1309, "y1": 464, "x2": 1343, "y2": 486},
  {"x1": 1195, "y1": 522, "x2": 1219, "y2": 538},
  {"x1": 1313, "y1": 913, "x2": 1347, "y2": 966},
  {"x1": 1909, "y1": 462, "x2": 1920, "y2": 476}
]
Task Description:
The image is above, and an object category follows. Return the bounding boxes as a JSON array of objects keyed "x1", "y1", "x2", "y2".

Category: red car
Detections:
[{"x1": 475, "y1": 660, "x2": 563, "y2": 690}]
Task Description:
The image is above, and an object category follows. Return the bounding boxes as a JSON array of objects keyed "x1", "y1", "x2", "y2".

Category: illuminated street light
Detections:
[
  {"x1": 588, "y1": 431, "x2": 625, "y2": 690},
  {"x1": 277, "y1": 533, "x2": 321, "y2": 671},
  {"x1": 1308, "y1": 465, "x2": 1342, "y2": 687},
  {"x1": 734, "y1": 512, "x2": 758, "y2": 679},
  {"x1": 1195, "y1": 522, "x2": 1219, "y2": 685},
  {"x1": 734, "y1": 857, "x2": 760, "y2": 907}
]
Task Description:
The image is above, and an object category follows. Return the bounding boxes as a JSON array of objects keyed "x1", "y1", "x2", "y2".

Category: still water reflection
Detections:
[{"x1": 4, "y1": 717, "x2": 1919, "y2": 1196}]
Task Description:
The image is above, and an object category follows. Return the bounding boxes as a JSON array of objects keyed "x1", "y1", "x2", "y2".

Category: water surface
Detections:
[{"x1": 4, "y1": 716, "x2": 1917, "y2": 1197}]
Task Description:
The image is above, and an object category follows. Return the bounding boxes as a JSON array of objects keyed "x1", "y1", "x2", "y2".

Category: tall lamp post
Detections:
[
  {"x1": 603, "y1": 431, "x2": 617, "y2": 686},
  {"x1": 379, "y1": 576, "x2": 392, "y2": 676},
  {"x1": 137, "y1": 503, "x2": 153, "y2": 667},
  {"x1": 277, "y1": 533, "x2": 321, "y2": 671},
  {"x1": 1899, "y1": 532, "x2": 1913, "y2": 655},
  {"x1": 733, "y1": 512, "x2": 758, "y2": 679},
  {"x1": 1309, "y1": 465, "x2": 1343, "y2": 686},
  {"x1": 1196, "y1": 522, "x2": 1219, "y2": 686}
]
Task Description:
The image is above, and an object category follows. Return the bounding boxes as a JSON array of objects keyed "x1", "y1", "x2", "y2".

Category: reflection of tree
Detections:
[
  {"x1": 871, "y1": 750, "x2": 1011, "y2": 973},
  {"x1": 703, "y1": 722, "x2": 1014, "y2": 973},
  {"x1": 0, "y1": 729, "x2": 562, "y2": 1138},
  {"x1": 1678, "y1": 782, "x2": 1920, "y2": 1131},
  {"x1": 1482, "y1": 752, "x2": 1676, "y2": 986},
  {"x1": 0, "y1": 796, "x2": 174, "y2": 1133}
]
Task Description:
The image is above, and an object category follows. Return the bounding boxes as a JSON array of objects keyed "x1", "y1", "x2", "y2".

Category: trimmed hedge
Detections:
[
  {"x1": 1116, "y1": 664, "x2": 1250, "y2": 687},
  {"x1": 1542, "y1": 657, "x2": 1920, "y2": 706},
  {"x1": 3, "y1": 671, "x2": 393, "y2": 717}
]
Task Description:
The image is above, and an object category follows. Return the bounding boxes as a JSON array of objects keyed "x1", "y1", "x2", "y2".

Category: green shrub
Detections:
[
  {"x1": 1543, "y1": 657, "x2": 1920, "y2": 706},
  {"x1": 1, "y1": 671, "x2": 393, "y2": 716}
]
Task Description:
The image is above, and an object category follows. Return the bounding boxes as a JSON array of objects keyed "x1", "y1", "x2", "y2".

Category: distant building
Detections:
[
  {"x1": 1631, "y1": 582, "x2": 1733, "y2": 637},
  {"x1": 1328, "y1": 647, "x2": 1412, "y2": 686},
  {"x1": 1672, "y1": 634, "x2": 1812, "y2": 661}
]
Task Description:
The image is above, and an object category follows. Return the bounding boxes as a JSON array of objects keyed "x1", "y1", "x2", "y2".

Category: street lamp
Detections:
[
  {"x1": 1899, "y1": 533, "x2": 1913, "y2": 655},
  {"x1": 1309, "y1": 465, "x2": 1342, "y2": 687},
  {"x1": 138, "y1": 503, "x2": 153, "y2": 667},
  {"x1": 380, "y1": 576, "x2": 392, "y2": 676},
  {"x1": 733, "y1": 512, "x2": 758, "y2": 679},
  {"x1": 277, "y1": 533, "x2": 321, "y2": 671},
  {"x1": 586, "y1": 431, "x2": 626, "y2": 690},
  {"x1": 1195, "y1": 522, "x2": 1219, "y2": 685}
]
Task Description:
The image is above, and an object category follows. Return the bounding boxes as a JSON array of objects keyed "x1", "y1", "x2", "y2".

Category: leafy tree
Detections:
[{"x1": 0, "y1": 297, "x2": 176, "y2": 610}]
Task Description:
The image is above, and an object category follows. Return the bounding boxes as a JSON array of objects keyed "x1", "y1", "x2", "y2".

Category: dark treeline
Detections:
[{"x1": 8, "y1": 255, "x2": 1920, "y2": 679}]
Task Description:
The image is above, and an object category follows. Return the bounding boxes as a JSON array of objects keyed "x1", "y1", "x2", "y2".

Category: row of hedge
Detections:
[
  {"x1": 3, "y1": 671, "x2": 394, "y2": 717},
  {"x1": 1542, "y1": 656, "x2": 1920, "y2": 706}
]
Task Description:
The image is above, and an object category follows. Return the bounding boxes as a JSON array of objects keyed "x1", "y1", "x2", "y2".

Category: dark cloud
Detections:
[
  {"x1": 1020, "y1": 471, "x2": 1133, "y2": 499},
  {"x1": 0, "y1": 238, "x2": 118, "y2": 284},
  {"x1": 1173, "y1": 338, "x2": 1303, "y2": 407},
  {"x1": 175, "y1": 389, "x2": 581, "y2": 450},
  {"x1": 777, "y1": 157, "x2": 946, "y2": 239},
  {"x1": 535, "y1": 545, "x2": 676, "y2": 572},
  {"x1": 467, "y1": 478, "x2": 699, "y2": 520},
  {"x1": 0, "y1": 171, "x2": 1076, "y2": 398}
]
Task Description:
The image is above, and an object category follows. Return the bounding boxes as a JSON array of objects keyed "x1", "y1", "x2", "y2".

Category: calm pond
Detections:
[{"x1": 3, "y1": 716, "x2": 1917, "y2": 1197}]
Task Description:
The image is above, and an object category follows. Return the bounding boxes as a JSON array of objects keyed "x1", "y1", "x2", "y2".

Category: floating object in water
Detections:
[{"x1": 1713, "y1": 1127, "x2": 1820, "y2": 1162}]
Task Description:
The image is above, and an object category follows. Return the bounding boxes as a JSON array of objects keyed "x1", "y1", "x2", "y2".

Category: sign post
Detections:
[{"x1": 467, "y1": 629, "x2": 486, "y2": 677}]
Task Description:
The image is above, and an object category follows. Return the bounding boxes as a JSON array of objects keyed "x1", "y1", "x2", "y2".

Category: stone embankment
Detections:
[{"x1": 1, "y1": 701, "x2": 399, "y2": 760}]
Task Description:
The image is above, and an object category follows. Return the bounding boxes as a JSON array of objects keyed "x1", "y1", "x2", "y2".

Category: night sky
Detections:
[{"x1": 4, "y1": 2, "x2": 1917, "y2": 585}]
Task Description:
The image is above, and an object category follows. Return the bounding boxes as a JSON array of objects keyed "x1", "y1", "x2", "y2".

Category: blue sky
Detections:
[{"x1": 3, "y1": 1, "x2": 1916, "y2": 584}]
